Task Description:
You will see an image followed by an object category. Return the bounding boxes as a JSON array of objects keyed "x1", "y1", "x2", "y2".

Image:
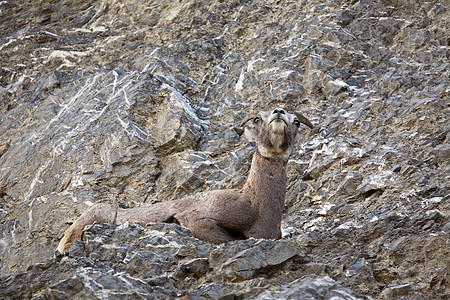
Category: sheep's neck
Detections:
[{"x1": 243, "y1": 151, "x2": 287, "y2": 238}]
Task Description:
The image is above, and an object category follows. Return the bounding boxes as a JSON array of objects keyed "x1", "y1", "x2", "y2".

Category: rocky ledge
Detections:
[{"x1": 0, "y1": 0, "x2": 448, "y2": 299}]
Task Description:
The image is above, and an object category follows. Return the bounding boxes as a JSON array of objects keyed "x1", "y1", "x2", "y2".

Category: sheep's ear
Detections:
[
  {"x1": 244, "y1": 126, "x2": 257, "y2": 142},
  {"x1": 241, "y1": 111, "x2": 260, "y2": 142},
  {"x1": 293, "y1": 112, "x2": 314, "y2": 145},
  {"x1": 294, "y1": 112, "x2": 314, "y2": 129}
]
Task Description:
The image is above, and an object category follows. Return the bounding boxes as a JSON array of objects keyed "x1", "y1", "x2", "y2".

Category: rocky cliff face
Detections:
[{"x1": 0, "y1": 0, "x2": 448, "y2": 299}]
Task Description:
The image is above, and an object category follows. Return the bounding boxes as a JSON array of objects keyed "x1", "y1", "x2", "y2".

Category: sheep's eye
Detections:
[
  {"x1": 253, "y1": 117, "x2": 261, "y2": 124},
  {"x1": 293, "y1": 120, "x2": 300, "y2": 127}
]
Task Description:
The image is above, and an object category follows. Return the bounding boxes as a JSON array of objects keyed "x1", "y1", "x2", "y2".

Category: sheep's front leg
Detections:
[
  {"x1": 56, "y1": 202, "x2": 116, "y2": 254},
  {"x1": 185, "y1": 218, "x2": 242, "y2": 244}
]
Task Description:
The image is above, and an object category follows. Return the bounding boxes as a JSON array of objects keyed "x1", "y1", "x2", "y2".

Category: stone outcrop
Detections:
[{"x1": 0, "y1": 0, "x2": 448, "y2": 299}]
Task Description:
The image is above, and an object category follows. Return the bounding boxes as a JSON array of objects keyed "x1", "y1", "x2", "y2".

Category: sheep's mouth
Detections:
[
  {"x1": 269, "y1": 118, "x2": 286, "y2": 124},
  {"x1": 268, "y1": 115, "x2": 288, "y2": 125}
]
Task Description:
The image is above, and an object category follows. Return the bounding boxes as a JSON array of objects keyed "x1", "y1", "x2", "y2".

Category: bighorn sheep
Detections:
[{"x1": 57, "y1": 108, "x2": 313, "y2": 254}]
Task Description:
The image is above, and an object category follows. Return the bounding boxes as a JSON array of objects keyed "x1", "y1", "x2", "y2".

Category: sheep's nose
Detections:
[{"x1": 273, "y1": 108, "x2": 285, "y2": 115}]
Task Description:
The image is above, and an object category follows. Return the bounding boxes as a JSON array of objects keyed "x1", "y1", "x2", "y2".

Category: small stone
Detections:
[
  {"x1": 335, "y1": 172, "x2": 363, "y2": 197},
  {"x1": 432, "y1": 143, "x2": 450, "y2": 165},
  {"x1": 379, "y1": 284, "x2": 411, "y2": 299},
  {"x1": 180, "y1": 258, "x2": 209, "y2": 275}
]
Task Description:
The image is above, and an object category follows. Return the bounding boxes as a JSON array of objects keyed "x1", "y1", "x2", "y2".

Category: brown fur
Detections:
[{"x1": 56, "y1": 108, "x2": 313, "y2": 254}]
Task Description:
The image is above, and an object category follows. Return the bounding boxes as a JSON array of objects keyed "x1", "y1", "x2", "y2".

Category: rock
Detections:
[
  {"x1": 378, "y1": 284, "x2": 411, "y2": 300},
  {"x1": 180, "y1": 258, "x2": 209, "y2": 276},
  {"x1": 334, "y1": 171, "x2": 363, "y2": 200},
  {"x1": 152, "y1": 86, "x2": 206, "y2": 155},
  {"x1": 251, "y1": 276, "x2": 371, "y2": 300},
  {"x1": 0, "y1": 240, "x2": 7, "y2": 256},
  {"x1": 324, "y1": 77, "x2": 349, "y2": 97},
  {"x1": 432, "y1": 143, "x2": 450, "y2": 165},
  {"x1": 209, "y1": 238, "x2": 303, "y2": 281}
]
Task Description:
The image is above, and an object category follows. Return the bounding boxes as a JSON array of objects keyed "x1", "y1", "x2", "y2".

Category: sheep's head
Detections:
[{"x1": 241, "y1": 108, "x2": 313, "y2": 161}]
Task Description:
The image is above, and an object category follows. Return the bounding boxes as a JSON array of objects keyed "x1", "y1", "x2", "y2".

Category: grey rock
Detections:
[
  {"x1": 378, "y1": 284, "x2": 412, "y2": 300},
  {"x1": 210, "y1": 238, "x2": 303, "y2": 281},
  {"x1": 432, "y1": 143, "x2": 450, "y2": 165},
  {"x1": 334, "y1": 172, "x2": 363, "y2": 199},
  {"x1": 181, "y1": 258, "x2": 209, "y2": 275},
  {"x1": 251, "y1": 276, "x2": 372, "y2": 300}
]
